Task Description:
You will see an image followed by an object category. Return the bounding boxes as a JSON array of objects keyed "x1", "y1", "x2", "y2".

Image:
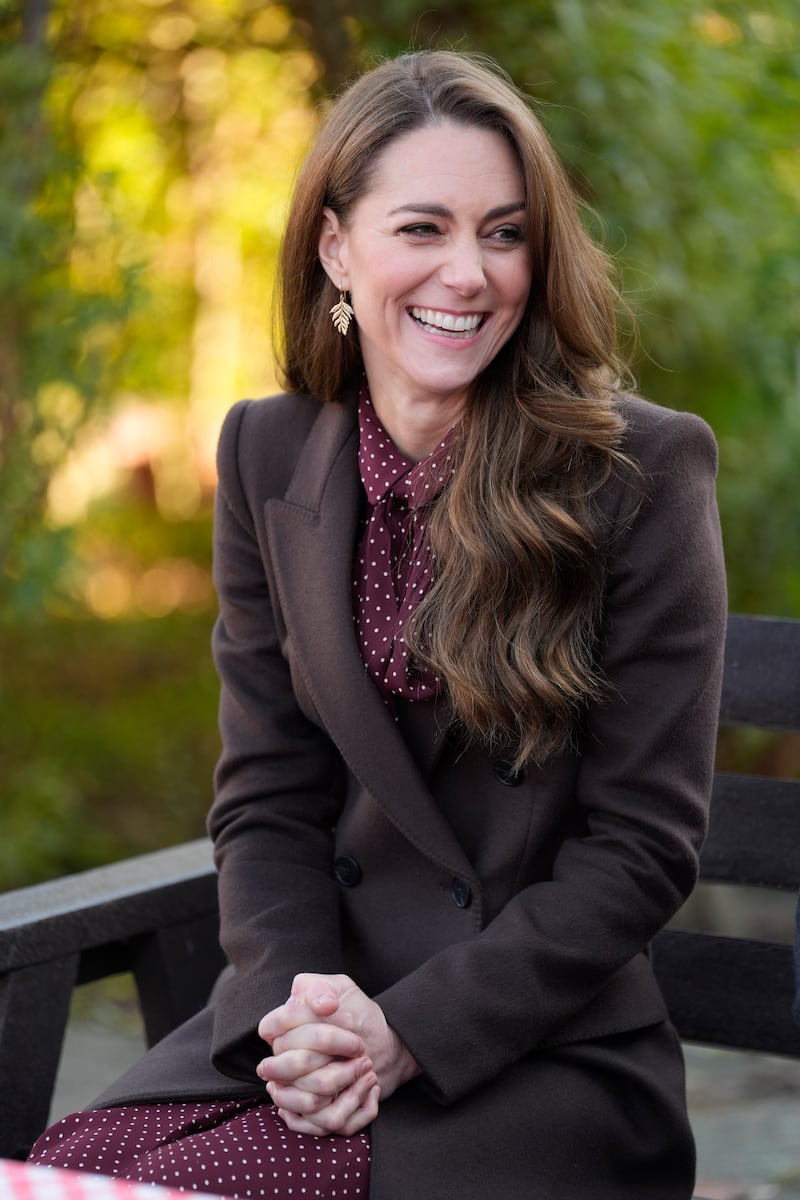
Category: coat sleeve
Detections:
[
  {"x1": 207, "y1": 400, "x2": 346, "y2": 1084},
  {"x1": 375, "y1": 404, "x2": 727, "y2": 1104}
]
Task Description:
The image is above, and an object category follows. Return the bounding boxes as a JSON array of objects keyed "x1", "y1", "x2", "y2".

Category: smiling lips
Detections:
[{"x1": 409, "y1": 306, "x2": 484, "y2": 337}]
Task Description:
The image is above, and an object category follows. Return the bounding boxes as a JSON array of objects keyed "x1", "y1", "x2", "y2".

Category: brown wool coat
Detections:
[{"x1": 95, "y1": 390, "x2": 727, "y2": 1198}]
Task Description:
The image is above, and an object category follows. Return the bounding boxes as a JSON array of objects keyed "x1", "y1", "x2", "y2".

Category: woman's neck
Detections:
[{"x1": 367, "y1": 385, "x2": 464, "y2": 462}]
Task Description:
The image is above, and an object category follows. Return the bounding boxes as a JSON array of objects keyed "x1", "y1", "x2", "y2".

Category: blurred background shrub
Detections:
[{"x1": 1, "y1": 0, "x2": 798, "y2": 889}]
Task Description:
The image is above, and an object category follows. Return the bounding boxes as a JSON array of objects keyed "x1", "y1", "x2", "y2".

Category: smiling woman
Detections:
[
  {"x1": 317, "y1": 123, "x2": 531, "y2": 460},
  {"x1": 29, "y1": 49, "x2": 727, "y2": 1200}
]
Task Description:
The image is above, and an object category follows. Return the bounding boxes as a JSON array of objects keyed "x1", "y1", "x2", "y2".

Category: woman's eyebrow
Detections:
[{"x1": 387, "y1": 202, "x2": 526, "y2": 219}]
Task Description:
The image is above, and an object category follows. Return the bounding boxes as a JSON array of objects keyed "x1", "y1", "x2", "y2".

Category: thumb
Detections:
[{"x1": 291, "y1": 973, "x2": 340, "y2": 1016}]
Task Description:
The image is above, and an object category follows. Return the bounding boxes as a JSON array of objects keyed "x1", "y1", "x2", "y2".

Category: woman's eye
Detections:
[
  {"x1": 399, "y1": 223, "x2": 441, "y2": 238},
  {"x1": 489, "y1": 225, "x2": 525, "y2": 245}
]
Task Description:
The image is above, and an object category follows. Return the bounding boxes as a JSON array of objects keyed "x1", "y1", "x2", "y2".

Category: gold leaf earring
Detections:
[{"x1": 330, "y1": 287, "x2": 354, "y2": 336}]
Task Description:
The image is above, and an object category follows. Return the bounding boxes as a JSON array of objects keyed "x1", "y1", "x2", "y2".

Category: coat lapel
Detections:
[{"x1": 265, "y1": 398, "x2": 476, "y2": 884}]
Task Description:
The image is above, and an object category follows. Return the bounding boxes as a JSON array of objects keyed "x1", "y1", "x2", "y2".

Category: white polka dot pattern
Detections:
[
  {"x1": 28, "y1": 1099, "x2": 370, "y2": 1199},
  {"x1": 353, "y1": 386, "x2": 456, "y2": 702}
]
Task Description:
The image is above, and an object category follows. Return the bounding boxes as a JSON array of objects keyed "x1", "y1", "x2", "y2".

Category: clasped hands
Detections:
[{"x1": 257, "y1": 973, "x2": 420, "y2": 1136}]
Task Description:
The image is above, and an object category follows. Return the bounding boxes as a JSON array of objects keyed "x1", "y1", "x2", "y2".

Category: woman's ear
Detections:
[{"x1": 318, "y1": 207, "x2": 350, "y2": 289}]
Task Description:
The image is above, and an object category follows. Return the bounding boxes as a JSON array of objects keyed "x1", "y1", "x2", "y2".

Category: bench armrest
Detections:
[{"x1": 0, "y1": 839, "x2": 224, "y2": 1160}]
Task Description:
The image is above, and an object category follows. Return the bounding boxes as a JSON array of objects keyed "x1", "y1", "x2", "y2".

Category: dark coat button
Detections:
[
  {"x1": 451, "y1": 878, "x2": 473, "y2": 909},
  {"x1": 334, "y1": 855, "x2": 362, "y2": 887},
  {"x1": 492, "y1": 757, "x2": 527, "y2": 787}
]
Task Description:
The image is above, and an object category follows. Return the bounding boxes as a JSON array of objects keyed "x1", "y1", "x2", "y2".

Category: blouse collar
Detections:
[{"x1": 357, "y1": 386, "x2": 457, "y2": 510}]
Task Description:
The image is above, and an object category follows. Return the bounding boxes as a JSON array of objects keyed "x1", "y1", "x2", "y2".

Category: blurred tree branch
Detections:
[
  {"x1": 283, "y1": 0, "x2": 358, "y2": 94},
  {"x1": 21, "y1": 0, "x2": 48, "y2": 45}
]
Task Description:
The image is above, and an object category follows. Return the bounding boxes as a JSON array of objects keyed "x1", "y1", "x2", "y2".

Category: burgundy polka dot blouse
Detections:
[{"x1": 353, "y1": 388, "x2": 456, "y2": 703}]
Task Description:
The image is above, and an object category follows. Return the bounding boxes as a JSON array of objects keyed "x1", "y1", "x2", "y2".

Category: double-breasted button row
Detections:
[
  {"x1": 492, "y1": 757, "x2": 527, "y2": 787},
  {"x1": 336, "y1": 856, "x2": 474, "y2": 912},
  {"x1": 334, "y1": 855, "x2": 362, "y2": 887}
]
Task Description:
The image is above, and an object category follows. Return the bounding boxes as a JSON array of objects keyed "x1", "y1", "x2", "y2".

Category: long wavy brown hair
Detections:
[{"x1": 277, "y1": 50, "x2": 634, "y2": 767}]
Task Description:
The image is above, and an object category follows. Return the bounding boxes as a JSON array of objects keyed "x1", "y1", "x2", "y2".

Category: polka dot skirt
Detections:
[
  {"x1": 28, "y1": 1098, "x2": 370, "y2": 1198},
  {"x1": 353, "y1": 386, "x2": 456, "y2": 702}
]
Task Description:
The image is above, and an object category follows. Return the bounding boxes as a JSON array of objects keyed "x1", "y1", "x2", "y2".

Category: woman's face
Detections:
[{"x1": 320, "y1": 120, "x2": 532, "y2": 422}]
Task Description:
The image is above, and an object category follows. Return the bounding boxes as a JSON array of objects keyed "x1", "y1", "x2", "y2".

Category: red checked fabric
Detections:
[{"x1": 0, "y1": 1158, "x2": 221, "y2": 1199}]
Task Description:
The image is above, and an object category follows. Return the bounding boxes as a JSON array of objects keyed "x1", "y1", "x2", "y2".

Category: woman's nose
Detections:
[{"x1": 438, "y1": 239, "x2": 486, "y2": 295}]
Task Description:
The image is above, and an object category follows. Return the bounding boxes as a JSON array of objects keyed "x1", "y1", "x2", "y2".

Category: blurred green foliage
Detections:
[
  {"x1": 0, "y1": 611, "x2": 218, "y2": 887},
  {"x1": 0, "y1": 32, "x2": 132, "y2": 614},
  {"x1": 1, "y1": 0, "x2": 798, "y2": 888},
  {"x1": 1, "y1": 0, "x2": 319, "y2": 622}
]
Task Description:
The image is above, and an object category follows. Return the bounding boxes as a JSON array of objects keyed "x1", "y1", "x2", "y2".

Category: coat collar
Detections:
[{"x1": 265, "y1": 396, "x2": 477, "y2": 884}]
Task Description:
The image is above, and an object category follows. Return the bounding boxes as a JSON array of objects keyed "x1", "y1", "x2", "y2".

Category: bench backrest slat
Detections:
[
  {"x1": 720, "y1": 614, "x2": 800, "y2": 731},
  {"x1": 653, "y1": 929, "x2": 800, "y2": 1057},
  {"x1": 700, "y1": 773, "x2": 800, "y2": 890}
]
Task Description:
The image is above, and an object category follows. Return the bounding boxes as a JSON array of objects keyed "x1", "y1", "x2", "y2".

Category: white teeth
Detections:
[{"x1": 410, "y1": 307, "x2": 482, "y2": 333}]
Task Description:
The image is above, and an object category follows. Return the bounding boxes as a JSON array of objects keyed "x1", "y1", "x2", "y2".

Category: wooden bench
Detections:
[{"x1": 1, "y1": 613, "x2": 799, "y2": 1165}]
